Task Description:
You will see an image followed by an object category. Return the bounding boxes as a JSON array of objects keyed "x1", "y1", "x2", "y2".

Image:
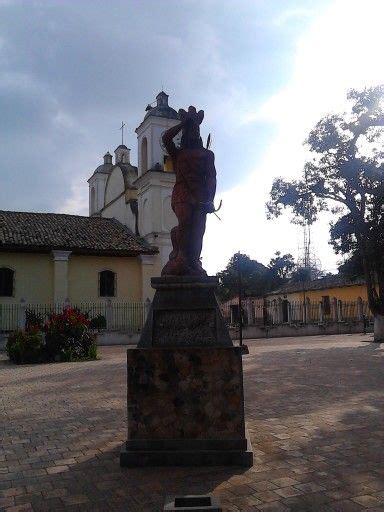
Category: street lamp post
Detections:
[{"x1": 238, "y1": 252, "x2": 243, "y2": 347}]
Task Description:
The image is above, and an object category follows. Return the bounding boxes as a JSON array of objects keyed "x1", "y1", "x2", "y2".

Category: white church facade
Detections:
[
  {"x1": 88, "y1": 91, "x2": 178, "y2": 270},
  {"x1": 0, "y1": 92, "x2": 179, "y2": 310}
]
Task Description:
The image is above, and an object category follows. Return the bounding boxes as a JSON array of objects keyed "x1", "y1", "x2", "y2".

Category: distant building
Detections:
[
  {"x1": 220, "y1": 296, "x2": 265, "y2": 325},
  {"x1": 0, "y1": 92, "x2": 179, "y2": 304},
  {"x1": 265, "y1": 275, "x2": 367, "y2": 324},
  {"x1": 266, "y1": 275, "x2": 367, "y2": 303}
]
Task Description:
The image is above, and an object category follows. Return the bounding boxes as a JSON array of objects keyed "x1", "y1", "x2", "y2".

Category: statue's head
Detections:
[{"x1": 179, "y1": 106, "x2": 204, "y2": 149}]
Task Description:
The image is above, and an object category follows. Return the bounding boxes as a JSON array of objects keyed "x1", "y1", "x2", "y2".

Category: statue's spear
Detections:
[
  {"x1": 205, "y1": 133, "x2": 222, "y2": 220},
  {"x1": 212, "y1": 200, "x2": 222, "y2": 220}
]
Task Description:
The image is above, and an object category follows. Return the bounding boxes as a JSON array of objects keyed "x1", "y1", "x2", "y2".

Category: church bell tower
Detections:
[
  {"x1": 134, "y1": 92, "x2": 179, "y2": 267},
  {"x1": 87, "y1": 92, "x2": 179, "y2": 276}
]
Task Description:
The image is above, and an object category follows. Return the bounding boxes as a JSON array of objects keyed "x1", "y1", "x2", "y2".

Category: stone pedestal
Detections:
[{"x1": 120, "y1": 277, "x2": 253, "y2": 467}]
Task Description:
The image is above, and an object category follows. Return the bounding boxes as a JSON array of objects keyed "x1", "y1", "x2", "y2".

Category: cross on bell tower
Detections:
[{"x1": 119, "y1": 121, "x2": 126, "y2": 146}]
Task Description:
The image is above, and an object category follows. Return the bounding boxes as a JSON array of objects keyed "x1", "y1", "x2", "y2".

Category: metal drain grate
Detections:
[{"x1": 164, "y1": 494, "x2": 222, "y2": 511}]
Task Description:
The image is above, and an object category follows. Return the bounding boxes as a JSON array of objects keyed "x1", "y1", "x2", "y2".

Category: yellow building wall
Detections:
[
  {"x1": 68, "y1": 255, "x2": 142, "y2": 302},
  {"x1": 0, "y1": 252, "x2": 53, "y2": 303},
  {"x1": 140, "y1": 255, "x2": 162, "y2": 301},
  {"x1": 0, "y1": 252, "x2": 163, "y2": 304},
  {"x1": 268, "y1": 284, "x2": 368, "y2": 303}
]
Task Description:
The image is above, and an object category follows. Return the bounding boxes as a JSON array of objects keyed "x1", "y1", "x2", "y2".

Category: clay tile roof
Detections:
[
  {"x1": 0, "y1": 210, "x2": 157, "y2": 256},
  {"x1": 92, "y1": 162, "x2": 114, "y2": 175},
  {"x1": 144, "y1": 104, "x2": 178, "y2": 121},
  {"x1": 268, "y1": 275, "x2": 366, "y2": 296}
]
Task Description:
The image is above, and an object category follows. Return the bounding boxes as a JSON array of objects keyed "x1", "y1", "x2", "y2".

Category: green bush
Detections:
[
  {"x1": 25, "y1": 309, "x2": 45, "y2": 331},
  {"x1": 89, "y1": 314, "x2": 107, "y2": 330},
  {"x1": 6, "y1": 307, "x2": 98, "y2": 364},
  {"x1": 53, "y1": 331, "x2": 98, "y2": 362},
  {"x1": 6, "y1": 331, "x2": 45, "y2": 364}
]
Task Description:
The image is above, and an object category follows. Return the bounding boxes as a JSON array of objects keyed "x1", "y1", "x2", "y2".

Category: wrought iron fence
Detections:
[
  {"x1": 1, "y1": 298, "x2": 375, "y2": 332},
  {"x1": 220, "y1": 299, "x2": 265, "y2": 326},
  {"x1": 0, "y1": 303, "x2": 20, "y2": 331},
  {"x1": 0, "y1": 301, "x2": 149, "y2": 333},
  {"x1": 220, "y1": 298, "x2": 373, "y2": 326}
]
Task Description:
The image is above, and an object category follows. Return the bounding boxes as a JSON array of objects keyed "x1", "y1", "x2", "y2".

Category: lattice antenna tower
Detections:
[{"x1": 297, "y1": 166, "x2": 321, "y2": 279}]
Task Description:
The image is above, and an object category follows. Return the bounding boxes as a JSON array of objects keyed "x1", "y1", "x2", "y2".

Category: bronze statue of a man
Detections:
[{"x1": 161, "y1": 106, "x2": 216, "y2": 276}]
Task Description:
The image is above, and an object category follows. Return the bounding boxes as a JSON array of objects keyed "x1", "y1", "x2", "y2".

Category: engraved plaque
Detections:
[{"x1": 153, "y1": 309, "x2": 217, "y2": 346}]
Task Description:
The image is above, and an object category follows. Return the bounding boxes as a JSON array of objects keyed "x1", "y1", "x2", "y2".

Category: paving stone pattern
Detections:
[{"x1": 1, "y1": 334, "x2": 384, "y2": 511}]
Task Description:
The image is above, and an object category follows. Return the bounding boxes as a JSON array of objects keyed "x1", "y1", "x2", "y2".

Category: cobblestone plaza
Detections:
[{"x1": 1, "y1": 334, "x2": 384, "y2": 511}]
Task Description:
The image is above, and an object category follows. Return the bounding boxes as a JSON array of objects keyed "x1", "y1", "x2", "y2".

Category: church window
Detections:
[
  {"x1": 141, "y1": 137, "x2": 148, "y2": 173},
  {"x1": 0, "y1": 268, "x2": 14, "y2": 297},
  {"x1": 91, "y1": 187, "x2": 96, "y2": 214},
  {"x1": 99, "y1": 270, "x2": 116, "y2": 297}
]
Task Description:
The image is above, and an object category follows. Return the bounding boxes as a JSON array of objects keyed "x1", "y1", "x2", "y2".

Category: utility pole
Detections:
[{"x1": 238, "y1": 252, "x2": 243, "y2": 347}]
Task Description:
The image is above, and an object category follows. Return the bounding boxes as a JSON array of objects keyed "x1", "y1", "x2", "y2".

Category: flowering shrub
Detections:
[
  {"x1": 45, "y1": 307, "x2": 90, "y2": 339},
  {"x1": 7, "y1": 307, "x2": 97, "y2": 364},
  {"x1": 44, "y1": 307, "x2": 97, "y2": 361}
]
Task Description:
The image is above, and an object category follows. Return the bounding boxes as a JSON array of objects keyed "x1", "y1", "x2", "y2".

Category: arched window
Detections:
[
  {"x1": 91, "y1": 187, "x2": 96, "y2": 214},
  {"x1": 0, "y1": 268, "x2": 14, "y2": 297},
  {"x1": 141, "y1": 137, "x2": 148, "y2": 174},
  {"x1": 99, "y1": 270, "x2": 116, "y2": 297}
]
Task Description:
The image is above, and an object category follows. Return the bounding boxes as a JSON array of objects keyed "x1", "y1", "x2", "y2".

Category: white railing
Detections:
[
  {"x1": 1, "y1": 298, "x2": 374, "y2": 332},
  {"x1": 0, "y1": 300, "x2": 151, "y2": 333},
  {"x1": 220, "y1": 298, "x2": 373, "y2": 326}
]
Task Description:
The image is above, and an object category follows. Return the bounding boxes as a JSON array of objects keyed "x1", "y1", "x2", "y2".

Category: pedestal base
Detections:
[
  {"x1": 121, "y1": 276, "x2": 253, "y2": 468},
  {"x1": 120, "y1": 346, "x2": 253, "y2": 467},
  {"x1": 120, "y1": 431, "x2": 253, "y2": 467}
]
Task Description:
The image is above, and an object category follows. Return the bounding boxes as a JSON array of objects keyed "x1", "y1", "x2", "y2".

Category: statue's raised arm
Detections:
[
  {"x1": 161, "y1": 106, "x2": 217, "y2": 276},
  {"x1": 162, "y1": 120, "x2": 183, "y2": 159}
]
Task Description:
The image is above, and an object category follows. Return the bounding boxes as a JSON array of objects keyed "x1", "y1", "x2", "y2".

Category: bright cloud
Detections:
[
  {"x1": 203, "y1": 0, "x2": 384, "y2": 275},
  {"x1": 1, "y1": 0, "x2": 383, "y2": 277}
]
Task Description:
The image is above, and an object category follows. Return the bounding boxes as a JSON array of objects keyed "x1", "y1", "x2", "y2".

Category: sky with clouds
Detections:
[{"x1": 1, "y1": 0, "x2": 383, "y2": 275}]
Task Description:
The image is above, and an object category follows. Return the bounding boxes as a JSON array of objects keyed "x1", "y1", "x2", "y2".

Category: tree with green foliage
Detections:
[
  {"x1": 267, "y1": 85, "x2": 384, "y2": 341},
  {"x1": 216, "y1": 253, "x2": 271, "y2": 301},
  {"x1": 338, "y1": 252, "x2": 365, "y2": 280},
  {"x1": 217, "y1": 251, "x2": 297, "y2": 300},
  {"x1": 268, "y1": 251, "x2": 296, "y2": 280}
]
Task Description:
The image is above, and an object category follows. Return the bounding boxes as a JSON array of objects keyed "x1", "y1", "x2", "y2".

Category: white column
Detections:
[
  {"x1": 332, "y1": 298, "x2": 338, "y2": 322},
  {"x1": 277, "y1": 298, "x2": 283, "y2": 324},
  {"x1": 106, "y1": 299, "x2": 113, "y2": 329},
  {"x1": 337, "y1": 300, "x2": 343, "y2": 322},
  {"x1": 319, "y1": 302, "x2": 324, "y2": 323},
  {"x1": 52, "y1": 250, "x2": 71, "y2": 303},
  {"x1": 18, "y1": 298, "x2": 26, "y2": 330},
  {"x1": 140, "y1": 254, "x2": 157, "y2": 301},
  {"x1": 302, "y1": 300, "x2": 306, "y2": 323},
  {"x1": 272, "y1": 301, "x2": 278, "y2": 324},
  {"x1": 246, "y1": 299, "x2": 254, "y2": 325},
  {"x1": 357, "y1": 297, "x2": 363, "y2": 321},
  {"x1": 307, "y1": 298, "x2": 311, "y2": 323}
]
